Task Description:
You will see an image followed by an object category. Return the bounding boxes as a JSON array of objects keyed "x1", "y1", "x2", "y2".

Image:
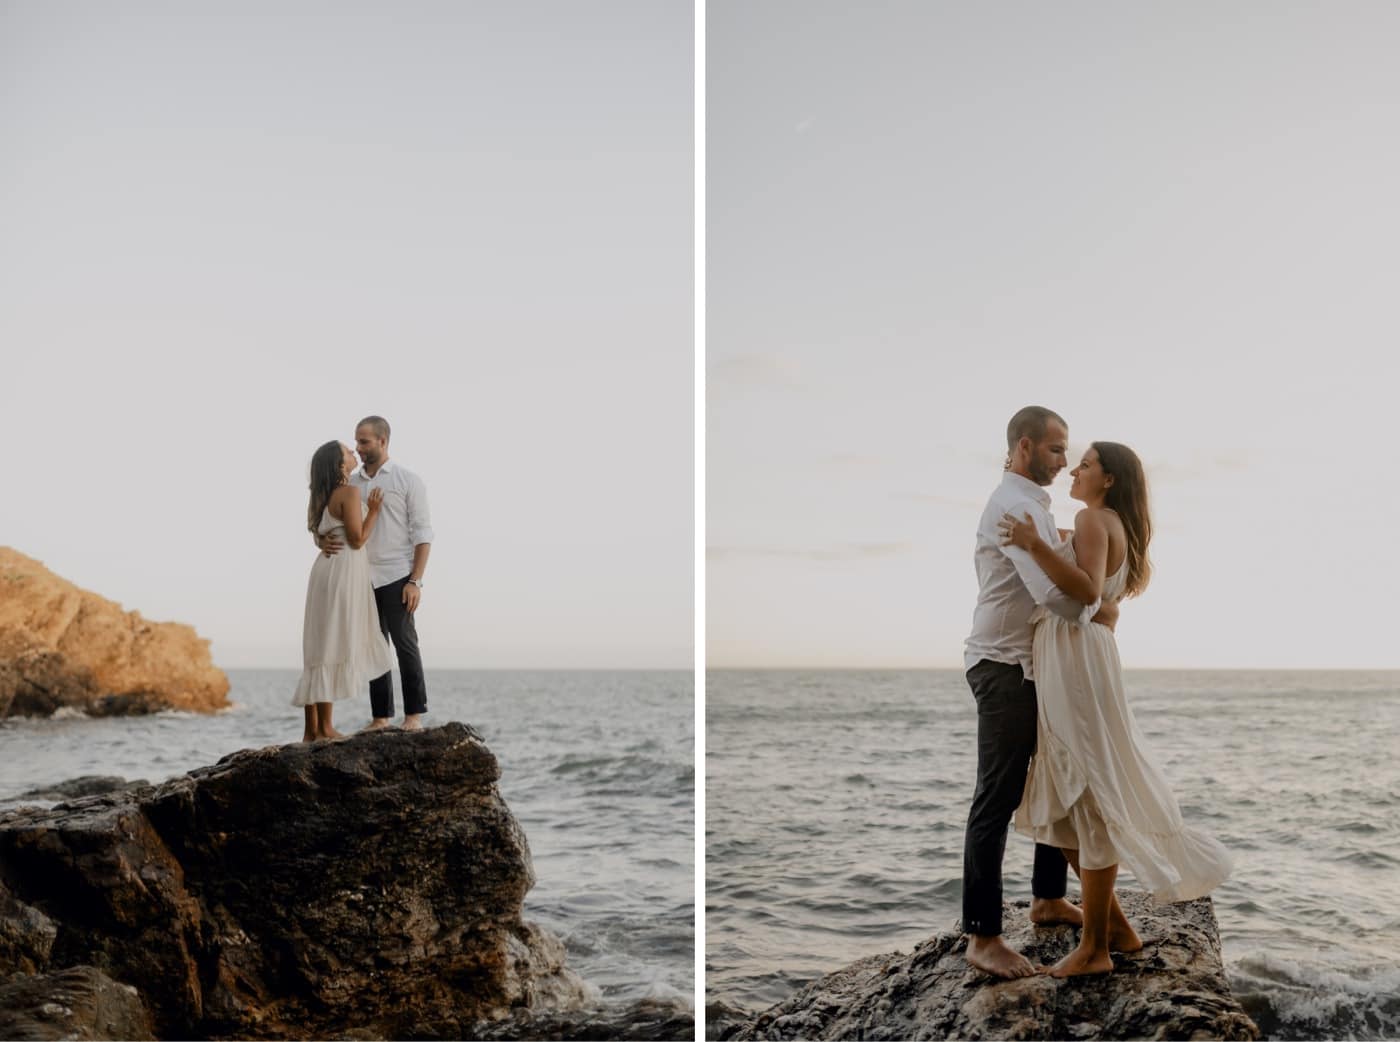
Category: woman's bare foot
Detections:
[
  {"x1": 301, "y1": 731, "x2": 317, "y2": 743},
  {"x1": 1046, "y1": 945, "x2": 1113, "y2": 978},
  {"x1": 1108, "y1": 924, "x2": 1143, "y2": 953},
  {"x1": 319, "y1": 727, "x2": 345, "y2": 740},
  {"x1": 965, "y1": 935, "x2": 1038, "y2": 979},
  {"x1": 1030, "y1": 896, "x2": 1084, "y2": 927}
]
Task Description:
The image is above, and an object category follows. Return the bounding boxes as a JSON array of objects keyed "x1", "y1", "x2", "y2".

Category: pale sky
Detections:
[
  {"x1": 2, "y1": 1, "x2": 692, "y2": 668},
  {"x1": 708, "y1": 1, "x2": 1400, "y2": 669}
]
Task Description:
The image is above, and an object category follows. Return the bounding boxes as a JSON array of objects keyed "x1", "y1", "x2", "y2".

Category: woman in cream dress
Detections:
[
  {"x1": 1000, "y1": 441, "x2": 1231, "y2": 978},
  {"x1": 293, "y1": 441, "x2": 394, "y2": 741}
]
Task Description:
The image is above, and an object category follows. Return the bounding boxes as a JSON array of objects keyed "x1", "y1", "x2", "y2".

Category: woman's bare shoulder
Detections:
[{"x1": 1073, "y1": 507, "x2": 1109, "y2": 530}]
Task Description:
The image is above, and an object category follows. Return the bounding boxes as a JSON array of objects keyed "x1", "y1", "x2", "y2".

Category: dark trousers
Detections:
[
  {"x1": 370, "y1": 576, "x2": 428, "y2": 719},
  {"x1": 961, "y1": 658, "x2": 1067, "y2": 936}
]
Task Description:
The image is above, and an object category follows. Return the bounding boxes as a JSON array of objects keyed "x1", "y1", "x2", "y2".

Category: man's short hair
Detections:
[
  {"x1": 1006, "y1": 406, "x2": 1066, "y2": 450},
  {"x1": 357, "y1": 415, "x2": 391, "y2": 442}
]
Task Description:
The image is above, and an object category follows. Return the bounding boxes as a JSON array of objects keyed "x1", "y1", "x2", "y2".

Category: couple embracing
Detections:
[
  {"x1": 961, "y1": 405, "x2": 1231, "y2": 979},
  {"x1": 291, "y1": 415, "x2": 434, "y2": 741}
]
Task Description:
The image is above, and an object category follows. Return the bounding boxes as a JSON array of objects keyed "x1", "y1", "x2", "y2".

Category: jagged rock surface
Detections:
[
  {"x1": 0, "y1": 547, "x2": 229, "y2": 717},
  {"x1": 0, "y1": 724, "x2": 596, "y2": 1040},
  {"x1": 721, "y1": 894, "x2": 1259, "y2": 1041},
  {"x1": 0, "y1": 966, "x2": 155, "y2": 1041}
]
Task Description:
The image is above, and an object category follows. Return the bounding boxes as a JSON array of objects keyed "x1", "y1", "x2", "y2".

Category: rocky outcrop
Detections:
[
  {"x1": 0, "y1": 724, "x2": 602, "y2": 1040},
  {"x1": 0, "y1": 548, "x2": 229, "y2": 717},
  {"x1": 720, "y1": 894, "x2": 1259, "y2": 1041}
]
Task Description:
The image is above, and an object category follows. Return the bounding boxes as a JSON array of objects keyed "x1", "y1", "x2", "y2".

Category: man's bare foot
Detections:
[
  {"x1": 1046, "y1": 945, "x2": 1113, "y2": 978},
  {"x1": 965, "y1": 934, "x2": 1037, "y2": 979},
  {"x1": 1030, "y1": 896, "x2": 1084, "y2": 927},
  {"x1": 360, "y1": 719, "x2": 391, "y2": 732},
  {"x1": 400, "y1": 715, "x2": 423, "y2": 731}
]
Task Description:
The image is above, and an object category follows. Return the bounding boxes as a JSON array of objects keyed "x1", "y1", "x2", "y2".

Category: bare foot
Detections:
[
  {"x1": 1109, "y1": 924, "x2": 1143, "y2": 953},
  {"x1": 301, "y1": 732, "x2": 317, "y2": 743},
  {"x1": 360, "y1": 719, "x2": 391, "y2": 732},
  {"x1": 1046, "y1": 945, "x2": 1113, "y2": 978},
  {"x1": 1030, "y1": 896, "x2": 1084, "y2": 927},
  {"x1": 399, "y1": 715, "x2": 424, "y2": 731},
  {"x1": 319, "y1": 727, "x2": 345, "y2": 740},
  {"x1": 966, "y1": 934, "x2": 1037, "y2": 979}
]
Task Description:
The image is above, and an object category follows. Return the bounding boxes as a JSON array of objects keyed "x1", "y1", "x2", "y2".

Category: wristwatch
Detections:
[{"x1": 406, "y1": 578, "x2": 423, "y2": 588}]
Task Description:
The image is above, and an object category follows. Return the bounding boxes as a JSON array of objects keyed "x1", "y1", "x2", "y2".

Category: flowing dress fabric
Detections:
[
  {"x1": 1014, "y1": 540, "x2": 1232, "y2": 903},
  {"x1": 291, "y1": 506, "x2": 394, "y2": 706}
]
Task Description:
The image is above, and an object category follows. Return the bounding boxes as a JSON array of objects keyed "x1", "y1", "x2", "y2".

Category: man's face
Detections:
[
  {"x1": 1025, "y1": 419, "x2": 1069, "y2": 486},
  {"x1": 354, "y1": 426, "x2": 386, "y2": 467}
]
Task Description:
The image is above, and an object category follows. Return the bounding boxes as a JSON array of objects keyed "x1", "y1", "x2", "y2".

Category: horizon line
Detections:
[{"x1": 703, "y1": 664, "x2": 1400, "y2": 672}]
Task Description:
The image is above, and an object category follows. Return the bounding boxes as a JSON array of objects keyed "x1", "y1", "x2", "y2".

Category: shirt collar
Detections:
[
  {"x1": 1002, "y1": 470, "x2": 1051, "y2": 507},
  {"x1": 357, "y1": 459, "x2": 396, "y2": 481}
]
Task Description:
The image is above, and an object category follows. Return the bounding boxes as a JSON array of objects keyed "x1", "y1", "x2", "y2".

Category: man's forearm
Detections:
[
  {"x1": 410, "y1": 543, "x2": 431, "y2": 581},
  {"x1": 1043, "y1": 584, "x2": 1098, "y2": 625}
]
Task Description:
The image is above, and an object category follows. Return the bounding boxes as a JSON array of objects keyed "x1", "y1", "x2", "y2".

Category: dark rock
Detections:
[
  {"x1": 0, "y1": 723, "x2": 592, "y2": 1039},
  {"x1": 472, "y1": 998, "x2": 696, "y2": 1039},
  {"x1": 16, "y1": 777, "x2": 151, "y2": 802},
  {"x1": 0, "y1": 884, "x2": 57, "y2": 973},
  {"x1": 0, "y1": 965, "x2": 155, "y2": 1040},
  {"x1": 706, "y1": 1001, "x2": 756, "y2": 1041},
  {"x1": 725, "y1": 893, "x2": 1259, "y2": 1041}
]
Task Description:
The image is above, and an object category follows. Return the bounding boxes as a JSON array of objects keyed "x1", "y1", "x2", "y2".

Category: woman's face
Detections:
[
  {"x1": 1069, "y1": 448, "x2": 1112, "y2": 502},
  {"x1": 339, "y1": 443, "x2": 356, "y2": 480}
]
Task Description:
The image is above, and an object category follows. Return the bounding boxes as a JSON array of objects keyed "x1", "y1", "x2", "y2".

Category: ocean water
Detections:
[
  {"x1": 706, "y1": 669, "x2": 1400, "y2": 1041},
  {"x1": 0, "y1": 669, "x2": 695, "y2": 1013}
]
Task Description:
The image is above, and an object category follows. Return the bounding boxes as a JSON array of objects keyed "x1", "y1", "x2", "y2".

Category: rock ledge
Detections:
[{"x1": 719, "y1": 893, "x2": 1259, "y2": 1041}]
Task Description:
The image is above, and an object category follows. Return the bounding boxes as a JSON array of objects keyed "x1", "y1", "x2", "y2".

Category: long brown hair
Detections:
[
  {"x1": 307, "y1": 441, "x2": 345, "y2": 534},
  {"x1": 1092, "y1": 441, "x2": 1152, "y2": 598}
]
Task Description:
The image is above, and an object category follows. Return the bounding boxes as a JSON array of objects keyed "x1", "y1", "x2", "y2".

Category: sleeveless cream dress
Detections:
[
  {"x1": 1014, "y1": 538, "x2": 1232, "y2": 902},
  {"x1": 291, "y1": 504, "x2": 394, "y2": 706}
]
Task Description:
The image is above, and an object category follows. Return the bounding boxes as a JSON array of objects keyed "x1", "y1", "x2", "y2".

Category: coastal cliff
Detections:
[
  {"x1": 716, "y1": 893, "x2": 1258, "y2": 1041},
  {"x1": 0, "y1": 547, "x2": 229, "y2": 717},
  {"x1": 0, "y1": 723, "x2": 668, "y2": 1040}
]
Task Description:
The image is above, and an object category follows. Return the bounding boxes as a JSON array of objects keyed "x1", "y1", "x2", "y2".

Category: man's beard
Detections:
[{"x1": 1027, "y1": 455, "x2": 1056, "y2": 485}]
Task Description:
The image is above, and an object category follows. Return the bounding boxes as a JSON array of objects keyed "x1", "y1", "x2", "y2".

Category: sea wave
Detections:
[{"x1": 1231, "y1": 953, "x2": 1400, "y2": 1041}]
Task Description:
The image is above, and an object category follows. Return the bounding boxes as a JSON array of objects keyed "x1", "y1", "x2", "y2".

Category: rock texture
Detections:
[
  {"x1": 0, "y1": 724, "x2": 599, "y2": 1040},
  {"x1": 0, "y1": 966, "x2": 155, "y2": 1041},
  {"x1": 0, "y1": 547, "x2": 229, "y2": 717},
  {"x1": 473, "y1": 999, "x2": 697, "y2": 1040},
  {"x1": 720, "y1": 893, "x2": 1259, "y2": 1041}
]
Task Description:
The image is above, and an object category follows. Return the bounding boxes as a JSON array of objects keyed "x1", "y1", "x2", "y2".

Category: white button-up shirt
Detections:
[
  {"x1": 963, "y1": 471, "x2": 1097, "y2": 680},
  {"x1": 350, "y1": 460, "x2": 434, "y2": 589}
]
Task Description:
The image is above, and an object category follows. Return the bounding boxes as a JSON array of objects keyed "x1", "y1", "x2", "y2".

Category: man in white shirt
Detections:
[
  {"x1": 321, "y1": 415, "x2": 434, "y2": 731},
  {"x1": 960, "y1": 405, "x2": 1117, "y2": 978}
]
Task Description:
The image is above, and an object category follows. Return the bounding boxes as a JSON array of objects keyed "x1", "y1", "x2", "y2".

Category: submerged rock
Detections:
[
  {"x1": 722, "y1": 893, "x2": 1259, "y2": 1041},
  {"x1": 0, "y1": 724, "x2": 602, "y2": 1039},
  {"x1": 16, "y1": 776, "x2": 151, "y2": 802},
  {"x1": 0, "y1": 547, "x2": 229, "y2": 718}
]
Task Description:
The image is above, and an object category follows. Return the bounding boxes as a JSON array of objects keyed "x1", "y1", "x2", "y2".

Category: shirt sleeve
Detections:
[
  {"x1": 406, "y1": 473, "x2": 434, "y2": 546},
  {"x1": 998, "y1": 503, "x2": 1097, "y2": 625}
]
